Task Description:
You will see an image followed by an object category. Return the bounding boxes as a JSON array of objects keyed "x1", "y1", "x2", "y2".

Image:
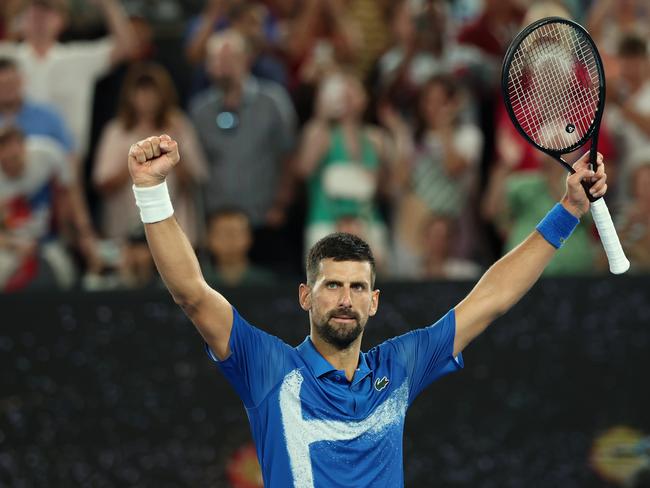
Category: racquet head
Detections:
[{"x1": 502, "y1": 17, "x2": 606, "y2": 158}]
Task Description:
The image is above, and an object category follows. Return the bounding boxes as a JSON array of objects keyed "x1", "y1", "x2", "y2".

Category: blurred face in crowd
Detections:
[
  {"x1": 121, "y1": 241, "x2": 155, "y2": 288},
  {"x1": 206, "y1": 31, "x2": 250, "y2": 90},
  {"x1": 130, "y1": 83, "x2": 163, "y2": 121},
  {"x1": 0, "y1": 132, "x2": 26, "y2": 180},
  {"x1": 207, "y1": 212, "x2": 252, "y2": 265},
  {"x1": 619, "y1": 54, "x2": 648, "y2": 92},
  {"x1": 21, "y1": 2, "x2": 67, "y2": 43},
  {"x1": 0, "y1": 66, "x2": 23, "y2": 113}
]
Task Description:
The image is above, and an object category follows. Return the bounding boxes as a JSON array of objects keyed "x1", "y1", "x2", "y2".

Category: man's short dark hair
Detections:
[
  {"x1": 618, "y1": 34, "x2": 648, "y2": 58},
  {"x1": 306, "y1": 233, "x2": 376, "y2": 286}
]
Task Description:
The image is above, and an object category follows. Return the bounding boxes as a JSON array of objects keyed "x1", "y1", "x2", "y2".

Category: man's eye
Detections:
[
  {"x1": 352, "y1": 284, "x2": 364, "y2": 291},
  {"x1": 327, "y1": 283, "x2": 338, "y2": 289}
]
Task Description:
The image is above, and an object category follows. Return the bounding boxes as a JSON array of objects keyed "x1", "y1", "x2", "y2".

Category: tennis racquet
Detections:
[{"x1": 501, "y1": 16, "x2": 630, "y2": 274}]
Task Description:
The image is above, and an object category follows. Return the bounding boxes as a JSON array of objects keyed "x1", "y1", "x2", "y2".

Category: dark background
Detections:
[{"x1": 2, "y1": 277, "x2": 649, "y2": 487}]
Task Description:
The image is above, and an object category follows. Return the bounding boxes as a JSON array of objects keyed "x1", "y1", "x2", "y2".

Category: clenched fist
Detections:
[
  {"x1": 561, "y1": 151, "x2": 608, "y2": 218},
  {"x1": 128, "y1": 135, "x2": 180, "y2": 187}
]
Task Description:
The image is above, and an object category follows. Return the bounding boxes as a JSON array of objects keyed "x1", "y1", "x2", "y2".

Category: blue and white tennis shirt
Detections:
[{"x1": 207, "y1": 308, "x2": 463, "y2": 487}]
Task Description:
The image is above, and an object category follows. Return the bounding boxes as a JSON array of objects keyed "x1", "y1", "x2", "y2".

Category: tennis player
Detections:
[{"x1": 128, "y1": 134, "x2": 607, "y2": 487}]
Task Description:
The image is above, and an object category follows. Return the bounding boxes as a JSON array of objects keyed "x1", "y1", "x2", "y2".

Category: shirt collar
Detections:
[{"x1": 297, "y1": 336, "x2": 374, "y2": 385}]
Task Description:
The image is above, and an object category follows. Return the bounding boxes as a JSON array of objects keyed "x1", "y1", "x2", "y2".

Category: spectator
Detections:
[
  {"x1": 344, "y1": 0, "x2": 390, "y2": 80},
  {"x1": 456, "y1": 0, "x2": 522, "y2": 60},
  {"x1": 229, "y1": 1, "x2": 287, "y2": 85},
  {"x1": 371, "y1": 0, "x2": 482, "y2": 123},
  {"x1": 189, "y1": 29, "x2": 297, "y2": 265},
  {"x1": 296, "y1": 70, "x2": 411, "y2": 264},
  {"x1": 392, "y1": 75, "x2": 482, "y2": 276},
  {"x1": 607, "y1": 34, "x2": 650, "y2": 205},
  {"x1": 482, "y1": 149, "x2": 597, "y2": 276},
  {"x1": 282, "y1": 0, "x2": 359, "y2": 89},
  {"x1": 184, "y1": 0, "x2": 286, "y2": 96},
  {"x1": 587, "y1": 0, "x2": 650, "y2": 61},
  {"x1": 419, "y1": 214, "x2": 481, "y2": 281},
  {"x1": 0, "y1": 0, "x2": 136, "y2": 158},
  {"x1": 0, "y1": 125, "x2": 76, "y2": 291},
  {"x1": 203, "y1": 207, "x2": 275, "y2": 287},
  {"x1": 0, "y1": 56, "x2": 73, "y2": 152},
  {"x1": 410, "y1": 75, "x2": 482, "y2": 219},
  {"x1": 117, "y1": 228, "x2": 160, "y2": 289},
  {"x1": 93, "y1": 62, "x2": 208, "y2": 246},
  {"x1": 618, "y1": 157, "x2": 650, "y2": 273},
  {"x1": 0, "y1": 55, "x2": 99, "y2": 268}
]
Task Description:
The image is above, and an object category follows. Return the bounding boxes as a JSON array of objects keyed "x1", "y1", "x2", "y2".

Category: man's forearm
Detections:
[
  {"x1": 144, "y1": 217, "x2": 207, "y2": 305},
  {"x1": 483, "y1": 231, "x2": 555, "y2": 315}
]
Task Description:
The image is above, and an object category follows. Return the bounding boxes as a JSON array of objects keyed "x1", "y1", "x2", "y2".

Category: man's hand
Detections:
[
  {"x1": 561, "y1": 151, "x2": 608, "y2": 218},
  {"x1": 128, "y1": 135, "x2": 180, "y2": 188}
]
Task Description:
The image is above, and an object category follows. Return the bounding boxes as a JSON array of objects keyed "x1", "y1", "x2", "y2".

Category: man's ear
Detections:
[
  {"x1": 298, "y1": 283, "x2": 311, "y2": 311},
  {"x1": 369, "y1": 289, "x2": 380, "y2": 317}
]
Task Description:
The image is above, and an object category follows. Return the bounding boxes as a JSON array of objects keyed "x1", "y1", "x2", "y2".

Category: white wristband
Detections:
[{"x1": 133, "y1": 181, "x2": 174, "y2": 223}]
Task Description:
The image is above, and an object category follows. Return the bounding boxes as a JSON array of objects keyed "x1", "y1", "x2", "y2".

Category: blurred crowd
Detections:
[{"x1": 0, "y1": 0, "x2": 649, "y2": 292}]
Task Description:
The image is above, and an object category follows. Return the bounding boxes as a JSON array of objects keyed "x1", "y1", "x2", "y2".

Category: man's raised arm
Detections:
[
  {"x1": 128, "y1": 135, "x2": 233, "y2": 359},
  {"x1": 453, "y1": 152, "x2": 608, "y2": 356}
]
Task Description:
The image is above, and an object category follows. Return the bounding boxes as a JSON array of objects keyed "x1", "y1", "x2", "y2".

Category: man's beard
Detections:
[{"x1": 314, "y1": 307, "x2": 364, "y2": 350}]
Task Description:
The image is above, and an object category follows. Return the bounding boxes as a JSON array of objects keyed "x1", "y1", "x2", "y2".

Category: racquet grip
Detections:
[{"x1": 589, "y1": 199, "x2": 630, "y2": 274}]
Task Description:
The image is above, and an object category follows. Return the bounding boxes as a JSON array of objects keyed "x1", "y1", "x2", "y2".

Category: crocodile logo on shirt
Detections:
[{"x1": 374, "y1": 376, "x2": 390, "y2": 392}]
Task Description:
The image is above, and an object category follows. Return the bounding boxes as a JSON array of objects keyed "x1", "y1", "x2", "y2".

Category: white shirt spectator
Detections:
[{"x1": 0, "y1": 39, "x2": 114, "y2": 156}]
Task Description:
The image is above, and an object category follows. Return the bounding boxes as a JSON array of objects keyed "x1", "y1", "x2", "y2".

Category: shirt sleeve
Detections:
[
  {"x1": 62, "y1": 39, "x2": 114, "y2": 80},
  {"x1": 384, "y1": 309, "x2": 463, "y2": 404},
  {"x1": 206, "y1": 307, "x2": 293, "y2": 408}
]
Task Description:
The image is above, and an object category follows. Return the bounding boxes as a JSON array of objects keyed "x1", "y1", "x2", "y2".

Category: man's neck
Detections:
[
  {"x1": 219, "y1": 79, "x2": 245, "y2": 109},
  {"x1": 310, "y1": 333, "x2": 362, "y2": 382}
]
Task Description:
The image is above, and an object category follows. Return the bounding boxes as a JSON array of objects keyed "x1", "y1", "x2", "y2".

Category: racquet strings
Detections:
[{"x1": 506, "y1": 22, "x2": 601, "y2": 153}]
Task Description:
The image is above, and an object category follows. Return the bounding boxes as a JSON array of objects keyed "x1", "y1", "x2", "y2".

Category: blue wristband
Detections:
[{"x1": 535, "y1": 203, "x2": 579, "y2": 249}]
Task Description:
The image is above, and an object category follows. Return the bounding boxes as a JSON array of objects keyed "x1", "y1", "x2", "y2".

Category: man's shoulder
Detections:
[{"x1": 254, "y1": 78, "x2": 291, "y2": 105}]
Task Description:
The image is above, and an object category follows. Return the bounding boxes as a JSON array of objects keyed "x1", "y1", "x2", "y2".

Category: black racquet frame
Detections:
[
  {"x1": 501, "y1": 16, "x2": 630, "y2": 274},
  {"x1": 501, "y1": 16, "x2": 606, "y2": 198}
]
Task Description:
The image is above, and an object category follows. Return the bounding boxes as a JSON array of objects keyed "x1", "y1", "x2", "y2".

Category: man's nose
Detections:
[{"x1": 338, "y1": 286, "x2": 352, "y2": 307}]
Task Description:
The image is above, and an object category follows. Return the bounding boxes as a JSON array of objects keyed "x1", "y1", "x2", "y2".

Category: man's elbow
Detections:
[{"x1": 171, "y1": 280, "x2": 209, "y2": 316}]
